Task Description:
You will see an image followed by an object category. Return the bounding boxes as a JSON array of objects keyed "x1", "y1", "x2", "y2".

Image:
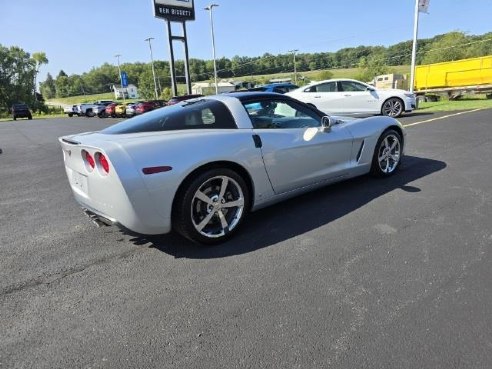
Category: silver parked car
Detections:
[{"x1": 59, "y1": 92, "x2": 405, "y2": 244}]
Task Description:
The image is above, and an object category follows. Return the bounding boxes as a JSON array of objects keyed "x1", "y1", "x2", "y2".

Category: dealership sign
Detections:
[{"x1": 154, "y1": 0, "x2": 195, "y2": 21}]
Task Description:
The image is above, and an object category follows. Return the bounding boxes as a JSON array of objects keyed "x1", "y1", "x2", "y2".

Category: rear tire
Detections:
[
  {"x1": 68, "y1": 113, "x2": 73, "y2": 117},
  {"x1": 173, "y1": 168, "x2": 250, "y2": 245},
  {"x1": 370, "y1": 129, "x2": 402, "y2": 177},
  {"x1": 13, "y1": 116, "x2": 16, "y2": 121},
  {"x1": 28, "y1": 114, "x2": 32, "y2": 120}
]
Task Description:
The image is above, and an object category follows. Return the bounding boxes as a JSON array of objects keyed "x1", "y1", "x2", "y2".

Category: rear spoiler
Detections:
[{"x1": 61, "y1": 138, "x2": 81, "y2": 145}]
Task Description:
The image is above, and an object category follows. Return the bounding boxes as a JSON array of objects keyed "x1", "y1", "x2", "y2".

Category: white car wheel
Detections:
[{"x1": 382, "y1": 98, "x2": 404, "y2": 117}]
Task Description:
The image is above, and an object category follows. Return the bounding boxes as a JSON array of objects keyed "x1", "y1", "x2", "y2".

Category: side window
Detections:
[
  {"x1": 340, "y1": 81, "x2": 367, "y2": 92},
  {"x1": 304, "y1": 85, "x2": 317, "y2": 93},
  {"x1": 243, "y1": 99, "x2": 322, "y2": 129},
  {"x1": 102, "y1": 100, "x2": 236, "y2": 134},
  {"x1": 201, "y1": 108, "x2": 216, "y2": 124},
  {"x1": 316, "y1": 82, "x2": 337, "y2": 92},
  {"x1": 273, "y1": 87, "x2": 287, "y2": 94}
]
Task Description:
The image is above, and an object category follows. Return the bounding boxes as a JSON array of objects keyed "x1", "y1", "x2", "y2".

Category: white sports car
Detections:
[
  {"x1": 59, "y1": 92, "x2": 405, "y2": 244},
  {"x1": 286, "y1": 78, "x2": 416, "y2": 117}
]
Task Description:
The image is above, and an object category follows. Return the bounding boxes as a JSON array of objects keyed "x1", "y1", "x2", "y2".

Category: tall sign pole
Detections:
[
  {"x1": 153, "y1": 0, "x2": 195, "y2": 96},
  {"x1": 410, "y1": 0, "x2": 430, "y2": 93}
]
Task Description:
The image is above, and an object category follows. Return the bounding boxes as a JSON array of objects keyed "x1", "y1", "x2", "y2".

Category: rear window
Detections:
[{"x1": 102, "y1": 99, "x2": 237, "y2": 134}]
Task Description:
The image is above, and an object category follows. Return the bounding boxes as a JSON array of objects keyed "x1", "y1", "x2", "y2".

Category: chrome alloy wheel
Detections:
[
  {"x1": 377, "y1": 134, "x2": 401, "y2": 174},
  {"x1": 191, "y1": 175, "x2": 245, "y2": 239},
  {"x1": 382, "y1": 98, "x2": 403, "y2": 117}
]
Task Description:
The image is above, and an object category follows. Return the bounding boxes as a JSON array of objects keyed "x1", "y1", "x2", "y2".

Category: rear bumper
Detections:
[
  {"x1": 73, "y1": 191, "x2": 172, "y2": 235},
  {"x1": 404, "y1": 96, "x2": 417, "y2": 112}
]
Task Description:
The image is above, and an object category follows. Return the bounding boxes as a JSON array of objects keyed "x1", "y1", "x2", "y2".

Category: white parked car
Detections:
[
  {"x1": 59, "y1": 93, "x2": 405, "y2": 244},
  {"x1": 286, "y1": 79, "x2": 416, "y2": 118}
]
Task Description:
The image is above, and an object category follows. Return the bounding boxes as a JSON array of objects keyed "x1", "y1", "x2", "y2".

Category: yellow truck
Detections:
[{"x1": 415, "y1": 55, "x2": 492, "y2": 99}]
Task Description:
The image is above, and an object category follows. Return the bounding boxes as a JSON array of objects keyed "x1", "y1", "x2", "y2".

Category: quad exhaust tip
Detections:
[{"x1": 83, "y1": 209, "x2": 112, "y2": 227}]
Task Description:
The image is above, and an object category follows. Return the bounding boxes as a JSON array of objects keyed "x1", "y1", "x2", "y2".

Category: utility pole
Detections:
[
  {"x1": 145, "y1": 37, "x2": 159, "y2": 99},
  {"x1": 205, "y1": 4, "x2": 219, "y2": 94},
  {"x1": 288, "y1": 49, "x2": 299, "y2": 84}
]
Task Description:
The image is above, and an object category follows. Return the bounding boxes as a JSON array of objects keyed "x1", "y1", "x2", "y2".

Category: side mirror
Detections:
[
  {"x1": 321, "y1": 116, "x2": 334, "y2": 130},
  {"x1": 366, "y1": 86, "x2": 376, "y2": 91}
]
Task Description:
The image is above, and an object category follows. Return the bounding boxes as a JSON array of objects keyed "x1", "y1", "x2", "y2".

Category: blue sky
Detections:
[{"x1": 1, "y1": 0, "x2": 491, "y2": 82}]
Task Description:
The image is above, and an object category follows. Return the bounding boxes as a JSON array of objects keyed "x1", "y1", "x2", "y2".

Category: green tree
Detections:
[
  {"x1": 356, "y1": 53, "x2": 390, "y2": 82},
  {"x1": 32, "y1": 52, "x2": 48, "y2": 97},
  {"x1": 0, "y1": 45, "x2": 36, "y2": 111},
  {"x1": 40, "y1": 72, "x2": 56, "y2": 99},
  {"x1": 55, "y1": 74, "x2": 70, "y2": 98},
  {"x1": 421, "y1": 31, "x2": 469, "y2": 64}
]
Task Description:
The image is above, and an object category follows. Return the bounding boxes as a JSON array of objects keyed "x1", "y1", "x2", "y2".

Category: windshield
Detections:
[{"x1": 102, "y1": 99, "x2": 237, "y2": 134}]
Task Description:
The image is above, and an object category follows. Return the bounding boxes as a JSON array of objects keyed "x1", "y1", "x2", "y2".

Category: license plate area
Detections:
[{"x1": 72, "y1": 170, "x2": 88, "y2": 194}]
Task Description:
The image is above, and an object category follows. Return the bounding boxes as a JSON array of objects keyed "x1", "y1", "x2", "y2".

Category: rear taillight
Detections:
[
  {"x1": 83, "y1": 150, "x2": 95, "y2": 170},
  {"x1": 97, "y1": 152, "x2": 110, "y2": 174}
]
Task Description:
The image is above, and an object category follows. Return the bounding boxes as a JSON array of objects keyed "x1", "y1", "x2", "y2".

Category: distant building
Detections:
[
  {"x1": 269, "y1": 78, "x2": 292, "y2": 83},
  {"x1": 370, "y1": 74, "x2": 408, "y2": 90},
  {"x1": 113, "y1": 84, "x2": 139, "y2": 99},
  {"x1": 192, "y1": 82, "x2": 236, "y2": 95}
]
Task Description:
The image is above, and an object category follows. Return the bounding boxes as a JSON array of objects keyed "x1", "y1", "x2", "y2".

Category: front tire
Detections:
[
  {"x1": 370, "y1": 129, "x2": 402, "y2": 177},
  {"x1": 173, "y1": 168, "x2": 249, "y2": 244},
  {"x1": 381, "y1": 97, "x2": 404, "y2": 117}
]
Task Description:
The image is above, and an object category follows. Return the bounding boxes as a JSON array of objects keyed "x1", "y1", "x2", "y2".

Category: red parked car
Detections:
[
  {"x1": 135, "y1": 101, "x2": 156, "y2": 115},
  {"x1": 105, "y1": 103, "x2": 118, "y2": 118}
]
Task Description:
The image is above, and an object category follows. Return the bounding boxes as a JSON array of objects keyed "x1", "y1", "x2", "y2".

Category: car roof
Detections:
[
  {"x1": 309, "y1": 78, "x2": 369, "y2": 85},
  {"x1": 225, "y1": 91, "x2": 299, "y2": 102}
]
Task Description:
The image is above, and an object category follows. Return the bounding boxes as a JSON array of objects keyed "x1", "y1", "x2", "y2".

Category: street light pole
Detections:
[
  {"x1": 205, "y1": 4, "x2": 219, "y2": 94},
  {"x1": 114, "y1": 54, "x2": 125, "y2": 102},
  {"x1": 288, "y1": 49, "x2": 299, "y2": 84},
  {"x1": 145, "y1": 37, "x2": 159, "y2": 99}
]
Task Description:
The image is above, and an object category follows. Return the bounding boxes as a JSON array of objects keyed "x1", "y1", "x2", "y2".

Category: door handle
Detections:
[
  {"x1": 344, "y1": 94, "x2": 351, "y2": 97},
  {"x1": 314, "y1": 95, "x2": 321, "y2": 98}
]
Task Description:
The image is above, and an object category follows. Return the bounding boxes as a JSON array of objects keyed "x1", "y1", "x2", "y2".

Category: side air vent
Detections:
[{"x1": 356, "y1": 140, "x2": 365, "y2": 162}]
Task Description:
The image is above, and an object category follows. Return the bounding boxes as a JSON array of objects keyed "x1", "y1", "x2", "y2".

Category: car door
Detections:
[
  {"x1": 300, "y1": 81, "x2": 347, "y2": 113},
  {"x1": 337, "y1": 80, "x2": 380, "y2": 114},
  {"x1": 243, "y1": 98, "x2": 353, "y2": 194}
]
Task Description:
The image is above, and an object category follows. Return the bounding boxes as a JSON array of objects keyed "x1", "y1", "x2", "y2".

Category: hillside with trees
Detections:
[{"x1": 1, "y1": 31, "x2": 491, "y2": 112}]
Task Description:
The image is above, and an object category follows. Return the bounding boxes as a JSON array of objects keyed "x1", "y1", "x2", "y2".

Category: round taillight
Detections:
[
  {"x1": 98, "y1": 153, "x2": 110, "y2": 174},
  {"x1": 83, "y1": 150, "x2": 95, "y2": 169}
]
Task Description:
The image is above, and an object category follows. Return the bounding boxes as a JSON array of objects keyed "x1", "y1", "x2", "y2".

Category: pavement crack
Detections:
[{"x1": 0, "y1": 248, "x2": 140, "y2": 298}]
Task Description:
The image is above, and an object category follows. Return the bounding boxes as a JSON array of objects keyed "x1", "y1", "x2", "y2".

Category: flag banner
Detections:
[
  {"x1": 121, "y1": 72, "x2": 128, "y2": 88},
  {"x1": 419, "y1": 0, "x2": 430, "y2": 13}
]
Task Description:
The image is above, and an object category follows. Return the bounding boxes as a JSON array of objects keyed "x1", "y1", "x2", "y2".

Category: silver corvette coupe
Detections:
[{"x1": 59, "y1": 92, "x2": 405, "y2": 244}]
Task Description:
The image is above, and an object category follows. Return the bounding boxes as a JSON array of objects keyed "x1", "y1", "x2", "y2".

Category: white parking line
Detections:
[{"x1": 402, "y1": 109, "x2": 484, "y2": 128}]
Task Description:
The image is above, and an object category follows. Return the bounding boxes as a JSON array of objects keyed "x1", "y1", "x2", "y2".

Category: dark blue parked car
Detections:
[{"x1": 248, "y1": 82, "x2": 299, "y2": 94}]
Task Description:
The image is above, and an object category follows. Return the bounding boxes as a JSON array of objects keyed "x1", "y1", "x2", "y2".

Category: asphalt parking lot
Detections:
[{"x1": 1, "y1": 110, "x2": 491, "y2": 368}]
